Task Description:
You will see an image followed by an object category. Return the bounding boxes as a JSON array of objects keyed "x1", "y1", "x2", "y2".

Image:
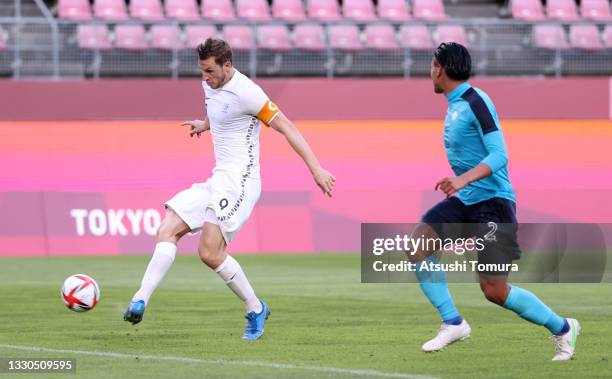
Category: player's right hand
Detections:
[{"x1": 181, "y1": 120, "x2": 209, "y2": 138}]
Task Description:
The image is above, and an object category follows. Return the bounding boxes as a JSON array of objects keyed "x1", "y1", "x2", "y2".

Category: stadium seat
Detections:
[
  {"x1": 343, "y1": 0, "x2": 377, "y2": 21},
  {"x1": 114, "y1": 24, "x2": 148, "y2": 50},
  {"x1": 433, "y1": 25, "x2": 469, "y2": 47},
  {"x1": 258, "y1": 25, "x2": 292, "y2": 51},
  {"x1": 398, "y1": 24, "x2": 434, "y2": 50},
  {"x1": 166, "y1": 0, "x2": 200, "y2": 20},
  {"x1": 201, "y1": 0, "x2": 235, "y2": 20},
  {"x1": 77, "y1": 24, "x2": 112, "y2": 49},
  {"x1": 378, "y1": 0, "x2": 411, "y2": 21},
  {"x1": 94, "y1": 0, "x2": 129, "y2": 19},
  {"x1": 185, "y1": 25, "x2": 218, "y2": 48},
  {"x1": 294, "y1": 23, "x2": 327, "y2": 51},
  {"x1": 329, "y1": 25, "x2": 363, "y2": 50},
  {"x1": 58, "y1": 0, "x2": 93, "y2": 20},
  {"x1": 272, "y1": 0, "x2": 306, "y2": 20},
  {"x1": 308, "y1": 0, "x2": 342, "y2": 20},
  {"x1": 603, "y1": 25, "x2": 612, "y2": 47},
  {"x1": 533, "y1": 24, "x2": 569, "y2": 50},
  {"x1": 569, "y1": 24, "x2": 603, "y2": 50},
  {"x1": 151, "y1": 25, "x2": 183, "y2": 50},
  {"x1": 0, "y1": 27, "x2": 5, "y2": 50},
  {"x1": 581, "y1": 0, "x2": 612, "y2": 21},
  {"x1": 547, "y1": 0, "x2": 579, "y2": 21},
  {"x1": 364, "y1": 24, "x2": 399, "y2": 50},
  {"x1": 222, "y1": 25, "x2": 255, "y2": 50},
  {"x1": 236, "y1": 0, "x2": 271, "y2": 20},
  {"x1": 413, "y1": 0, "x2": 447, "y2": 21},
  {"x1": 511, "y1": 0, "x2": 546, "y2": 21},
  {"x1": 130, "y1": 0, "x2": 165, "y2": 20}
]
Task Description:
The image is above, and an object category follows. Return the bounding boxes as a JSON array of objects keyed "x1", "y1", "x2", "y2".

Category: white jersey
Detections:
[{"x1": 203, "y1": 69, "x2": 279, "y2": 180}]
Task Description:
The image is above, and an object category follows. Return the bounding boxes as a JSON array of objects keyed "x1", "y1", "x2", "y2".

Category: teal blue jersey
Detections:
[{"x1": 444, "y1": 82, "x2": 515, "y2": 205}]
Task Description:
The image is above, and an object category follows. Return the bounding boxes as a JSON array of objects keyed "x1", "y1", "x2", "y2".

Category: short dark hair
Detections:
[
  {"x1": 197, "y1": 38, "x2": 233, "y2": 66},
  {"x1": 433, "y1": 42, "x2": 471, "y2": 81}
]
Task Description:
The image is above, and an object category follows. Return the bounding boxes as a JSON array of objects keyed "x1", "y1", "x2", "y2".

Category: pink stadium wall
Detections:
[
  {"x1": 0, "y1": 77, "x2": 611, "y2": 120},
  {"x1": 1, "y1": 120, "x2": 611, "y2": 256},
  {"x1": 1, "y1": 77, "x2": 611, "y2": 255}
]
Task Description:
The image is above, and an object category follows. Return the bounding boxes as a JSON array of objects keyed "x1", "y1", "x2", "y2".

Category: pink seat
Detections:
[
  {"x1": 547, "y1": 0, "x2": 579, "y2": 21},
  {"x1": 364, "y1": 24, "x2": 399, "y2": 50},
  {"x1": 185, "y1": 25, "x2": 217, "y2": 48},
  {"x1": 343, "y1": 0, "x2": 377, "y2": 21},
  {"x1": 378, "y1": 0, "x2": 411, "y2": 21},
  {"x1": 413, "y1": 0, "x2": 447, "y2": 21},
  {"x1": 603, "y1": 25, "x2": 612, "y2": 47},
  {"x1": 130, "y1": 0, "x2": 165, "y2": 20},
  {"x1": 398, "y1": 24, "x2": 434, "y2": 50},
  {"x1": 236, "y1": 0, "x2": 271, "y2": 20},
  {"x1": 150, "y1": 25, "x2": 183, "y2": 50},
  {"x1": 59, "y1": 0, "x2": 92, "y2": 20},
  {"x1": 511, "y1": 0, "x2": 546, "y2": 21},
  {"x1": 94, "y1": 0, "x2": 129, "y2": 20},
  {"x1": 294, "y1": 23, "x2": 327, "y2": 51},
  {"x1": 258, "y1": 25, "x2": 292, "y2": 51},
  {"x1": 581, "y1": 0, "x2": 612, "y2": 21},
  {"x1": 272, "y1": 0, "x2": 306, "y2": 20},
  {"x1": 569, "y1": 24, "x2": 603, "y2": 50},
  {"x1": 0, "y1": 27, "x2": 5, "y2": 49},
  {"x1": 533, "y1": 24, "x2": 569, "y2": 50},
  {"x1": 166, "y1": 0, "x2": 200, "y2": 20},
  {"x1": 329, "y1": 25, "x2": 363, "y2": 50},
  {"x1": 222, "y1": 25, "x2": 254, "y2": 51},
  {"x1": 201, "y1": 0, "x2": 235, "y2": 20},
  {"x1": 308, "y1": 0, "x2": 342, "y2": 20},
  {"x1": 433, "y1": 25, "x2": 468, "y2": 47},
  {"x1": 77, "y1": 24, "x2": 112, "y2": 49},
  {"x1": 114, "y1": 24, "x2": 148, "y2": 50}
]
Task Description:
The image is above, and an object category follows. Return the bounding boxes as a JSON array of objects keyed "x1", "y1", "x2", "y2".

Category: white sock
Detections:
[
  {"x1": 132, "y1": 242, "x2": 176, "y2": 305},
  {"x1": 215, "y1": 255, "x2": 262, "y2": 313}
]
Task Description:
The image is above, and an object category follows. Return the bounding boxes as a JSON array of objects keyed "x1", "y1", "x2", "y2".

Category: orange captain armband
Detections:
[{"x1": 256, "y1": 100, "x2": 280, "y2": 126}]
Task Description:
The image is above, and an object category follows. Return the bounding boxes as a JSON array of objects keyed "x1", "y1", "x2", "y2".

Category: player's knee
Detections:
[
  {"x1": 198, "y1": 243, "x2": 222, "y2": 267},
  {"x1": 156, "y1": 218, "x2": 183, "y2": 243},
  {"x1": 407, "y1": 223, "x2": 438, "y2": 261},
  {"x1": 480, "y1": 283, "x2": 507, "y2": 305}
]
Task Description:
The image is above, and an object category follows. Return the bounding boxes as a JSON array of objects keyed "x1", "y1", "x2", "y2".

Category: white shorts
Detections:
[{"x1": 165, "y1": 171, "x2": 261, "y2": 244}]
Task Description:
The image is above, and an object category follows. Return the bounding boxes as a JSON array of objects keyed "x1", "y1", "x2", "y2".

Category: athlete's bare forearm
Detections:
[
  {"x1": 269, "y1": 113, "x2": 336, "y2": 196},
  {"x1": 269, "y1": 113, "x2": 321, "y2": 174}
]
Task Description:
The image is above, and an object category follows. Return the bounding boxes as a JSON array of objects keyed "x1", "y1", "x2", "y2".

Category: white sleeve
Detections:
[{"x1": 242, "y1": 83, "x2": 270, "y2": 117}]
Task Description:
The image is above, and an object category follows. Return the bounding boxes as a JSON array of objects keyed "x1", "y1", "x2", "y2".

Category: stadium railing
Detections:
[{"x1": 1, "y1": 1, "x2": 611, "y2": 79}]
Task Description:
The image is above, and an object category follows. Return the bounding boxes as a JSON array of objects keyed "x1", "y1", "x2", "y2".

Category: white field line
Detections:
[{"x1": 0, "y1": 344, "x2": 437, "y2": 379}]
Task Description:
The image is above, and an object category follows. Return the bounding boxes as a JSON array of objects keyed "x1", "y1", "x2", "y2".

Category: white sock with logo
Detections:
[
  {"x1": 132, "y1": 242, "x2": 176, "y2": 305},
  {"x1": 215, "y1": 255, "x2": 262, "y2": 314}
]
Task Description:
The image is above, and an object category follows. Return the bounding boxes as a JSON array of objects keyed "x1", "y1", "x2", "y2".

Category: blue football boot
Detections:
[
  {"x1": 242, "y1": 300, "x2": 270, "y2": 340},
  {"x1": 123, "y1": 300, "x2": 145, "y2": 325}
]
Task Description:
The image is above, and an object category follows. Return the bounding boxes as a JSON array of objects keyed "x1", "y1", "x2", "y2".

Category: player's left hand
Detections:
[
  {"x1": 313, "y1": 167, "x2": 336, "y2": 197},
  {"x1": 435, "y1": 176, "x2": 469, "y2": 197}
]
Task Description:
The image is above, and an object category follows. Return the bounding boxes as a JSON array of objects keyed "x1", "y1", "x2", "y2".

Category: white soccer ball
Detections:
[{"x1": 61, "y1": 274, "x2": 100, "y2": 312}]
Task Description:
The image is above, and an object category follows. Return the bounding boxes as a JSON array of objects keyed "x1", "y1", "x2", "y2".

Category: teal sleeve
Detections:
[{"x1": 481, "y1": 131, "x2": 508, "y2": 173}]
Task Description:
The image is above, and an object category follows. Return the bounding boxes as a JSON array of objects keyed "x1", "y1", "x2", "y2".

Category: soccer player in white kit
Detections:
[{"x1": 123, "y1": 38, "x2": 336, "y2": 340}]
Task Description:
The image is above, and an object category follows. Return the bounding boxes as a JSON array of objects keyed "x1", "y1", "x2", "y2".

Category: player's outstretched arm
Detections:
[
  {"x1": 181, "y1": 118, "x2": 210, "y2": 138},
  {"x1": 268, "y1": 112, "x2": 336, "y2": 197}
]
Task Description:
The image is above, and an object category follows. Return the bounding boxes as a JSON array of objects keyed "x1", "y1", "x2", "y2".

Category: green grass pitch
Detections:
[{"x1": 0, "y1": 254, "x2": 611, "y2": 378}]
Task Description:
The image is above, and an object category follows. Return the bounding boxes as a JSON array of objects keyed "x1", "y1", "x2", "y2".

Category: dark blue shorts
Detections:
[{"x1": 422, "y1": 197, "x2": 521, "y2": 274}]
